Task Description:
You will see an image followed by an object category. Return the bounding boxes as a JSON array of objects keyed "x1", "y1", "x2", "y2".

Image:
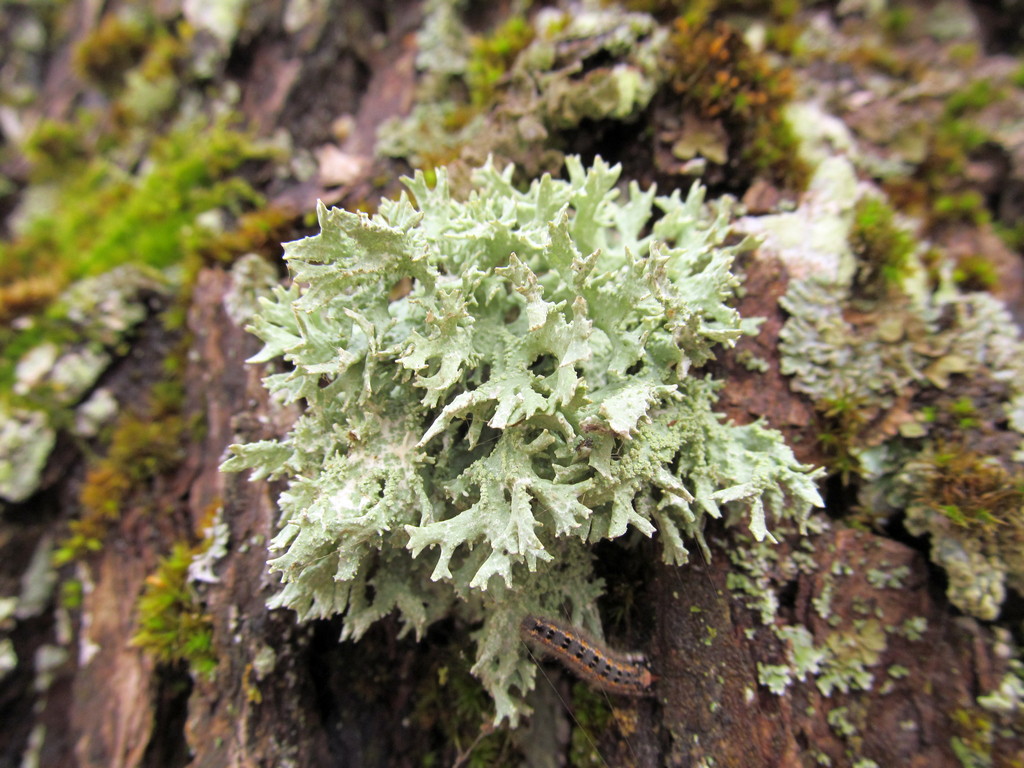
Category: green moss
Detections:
[
  {"x1": 948, "y1": 396, "x2": 979, "y2": 428},
  {"x1": 948, "y1": 43, "x2": 980, "y2": 65},
  {"x1": 944, "y1": 79, "x2": 1005, "y2": 119},
  {"x1": 59, "y1": 578, "x2": 84, "y2": 609},
  {"x1": 849, "y1": 197, "x2": 915, "y2": 296},
  {"x1": 1012, "y1": 61, "x2": 1024, "y2": 89},
  {"x1": 71, "y1": 10, "x2": 199, "y2": 128},
  {"x1": 815, "y1": 394, "x2": 870, "y2": 484},
  {"x1": 411, "y1": 652, "x2": 516, "y2": 767},
  {"x1": 914, "y1": 448, "x2": 1023, "y2": 531},
  {"x1": 933, "y1": 190, "x2": 990, "y2": 227},
  {"x1": 623, "y1": 0, "x2": 802, "y2": 26},
  {"x1": 919, "y1": 124, "x2": 988, "y2": 224},
  {"x1": 72, "y1": 11, "x2": 154, "y2": 91},
  {"x1": 995, "y1": 219, "x2": 1024, "y2": 254},
  {"x1": 881, "y1": 6, "x2": 913, "y2": 40},
  {"x1": 568, "y1": 682, "x2": 614, "y2": 767},
  {"x1": 22, "y1": 117, "x2": 93, "y2": 183},
  {"x1": 952, "y1": 255, "x2": 998, "y2": 291},
  {"x1": 2, "y1": 116, "x2": 272, "y2": 299},
  {"x1": 951, "y1": 707, "x2": 997, "y2": 768},
  {"x1": 132, "y1": 541, "x2": 218, "y2": 679},
  {"x1": 885, "y1": 85, "x2": 994, "y2": 229},
  {"x1": 187, "y1": 205, "x2": 295, "y2": 265},
  {"x1": 466, "y1": 16, "x2": 535, "y2": 108}
]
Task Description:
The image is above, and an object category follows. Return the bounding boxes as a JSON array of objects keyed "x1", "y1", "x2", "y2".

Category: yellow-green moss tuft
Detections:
[
  {"x1": 849, "y1": 197, "x2": 915, "y2": 297},
  {"x1": 132, "y1": 542, "x2": 217, "y2": 678},
  {"x1": 73, "y1": 12, "x2": 153, "y2": 91},
  {"x1": 466, "y1": 16, "x2": 535, "y2": 108}
]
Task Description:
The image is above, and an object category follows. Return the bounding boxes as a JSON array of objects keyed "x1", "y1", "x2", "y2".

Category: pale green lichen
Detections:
[
  {"x1": 816, "y1": 619, "x2": 885, "y2": 696},
  {"x1": 0, "y1": 637, "x2": 15, "y2": 682},
  {"x1": 813, "y1": 574, "x2": 836, "y2": 621},
  {"x1": 188, "y1": 505, "x2": 230, "y2": 584},
  {"x1": 0, "y1": 407, "x2": 55, "y2": 503},
  {"x1": 780, "y1": 282, "x2": 1024, "y2": 415},
  {"x1": 866, "y1": 565, "x2": 909, "y2": 589},
  {"x1": 892, "y1": 451, "x2": 1024, "y2": 621},
  {"x1": 223, "y1": 253, "x2": 280, "y2": 327},
  {"x1": 900, "y1": 616, "x2": 928, "y2": 641},
  {"x1": 224, "y1": 156, "x2": 823, "y2": 722},
  {"x1": 888, "y1": 664, "x2": 910, "y2": 679},
  {"x1": 774, "y1": 151, "x2": 1024, "y2": 619},
  {"x1": 0, "y1": 265, "x2": 169, "y2": 506},
  {"x1": 741, "y1": 526, "x2": 904, "y2": 700},
  {"x1": 759, "y1": 616, "x2": 886, "y2": 699},
  {"x1": 827, "y1": 706, "x2": 857, "y2": 738},
  {"x1": 727, "y1": 515, "x2": 828, "y2": 627},
  {"x1": 978, "y1": 659, "x2": 1024, "y2": 718},
  {"x1": 734, "y1": 146, "x2": 861, "y2": 285},
  {"x1": 377, "y1": 5, "x2": 668, "y2": 175}
]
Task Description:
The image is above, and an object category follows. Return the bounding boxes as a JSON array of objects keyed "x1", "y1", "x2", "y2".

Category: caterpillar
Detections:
[{"x1": 519, "y1": 615, "x2": 654, "y2": 697}]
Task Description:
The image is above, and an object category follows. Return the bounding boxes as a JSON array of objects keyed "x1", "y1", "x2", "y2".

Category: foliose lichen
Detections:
[
  {"x1": 0, "y1": 265, "x2": 169, "y2": 507},
  {"x1": 897, "y1": 449, "x2": 1024, "y2": 621},
  {"x1": 377, "y1": 4, "x2": 667, "y2": 177},
  {"x1": 776, "y1": 189, "x2": 1024, "y2": 619},
  {"x1": 223, "y1": 156, "x2": 823, "y2": 722}
]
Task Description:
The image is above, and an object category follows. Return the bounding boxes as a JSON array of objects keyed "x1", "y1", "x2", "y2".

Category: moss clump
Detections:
[
  {"x1": 2, "y1": 116, "x2": 271, "y2": 299},
  {"x1": 886, "y1": 83, "x2": 998, "y2": 229},
  {"x1": 72, "y1": 10, "x2": 197, "y2": 128},
  {"x1": 849, "y1": 197, "x2": 915, "y2": 297},
  {"x1": 410, "y1": 650, "x2": 517, "y2": 767},
  {"x1": 132, "y1": 541, "x2": 217, "y2": 678},
  {"x1": 950, "y1": 707, "x2": 998, "y2": 767},
  {"x1": 54, "y1": 386, "x2": 187, "y2": 566},
  {"x1": 944, "y1": 79, "x2": 1005, "y2": 119},
  {"x1": 188, "y1": 205, "x2": 296, "y2": 265},
  {"x1": 911, "y1": 447, "x2": 1023, "y2": 531},
  {"x1": 1, "y1": 116, "x2": 274, "y2": 507},
  {"x1": 814, "y1": 394, "x2": 872, "y2": 485},
  {"x1": 465, "y1": 16, "x2": 535, "y2": 108},
  {"x1": 952, "y1": 254, "x2": 999, "y2": 292},
  {"x1": 72, "y1": 12, "x2": 153, "y2": 91},
  {"x1": 659, "y1": 17, "x2": 806, "y2": 190},
  {"x1": 21, "y1": 118, "x2": 93, "y2": 183},
  {"x1": 568, "y1": 682, "x2": 615, "y2": 767},
  {"x1": 0, "y1": 275, "x2": 63, "y2": 325}
]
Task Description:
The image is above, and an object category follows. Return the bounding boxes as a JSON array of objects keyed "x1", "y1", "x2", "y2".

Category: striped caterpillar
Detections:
[{"x1": 519, "y1": 615, "x2": 654, "y2": 697}]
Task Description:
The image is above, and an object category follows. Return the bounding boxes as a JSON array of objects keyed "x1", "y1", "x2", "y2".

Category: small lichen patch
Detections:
[
  {"x1": 377, "y1": 5, "x2": 668, "y2": 178},
  {"x1": 898, "y1": 448, "x2": 1024, "y2": 620}
]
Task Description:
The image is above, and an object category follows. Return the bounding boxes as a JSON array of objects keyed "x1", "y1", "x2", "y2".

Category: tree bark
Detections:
[{"x1": 2, "y1": 0, "x2": 1023, "y2": 766}]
